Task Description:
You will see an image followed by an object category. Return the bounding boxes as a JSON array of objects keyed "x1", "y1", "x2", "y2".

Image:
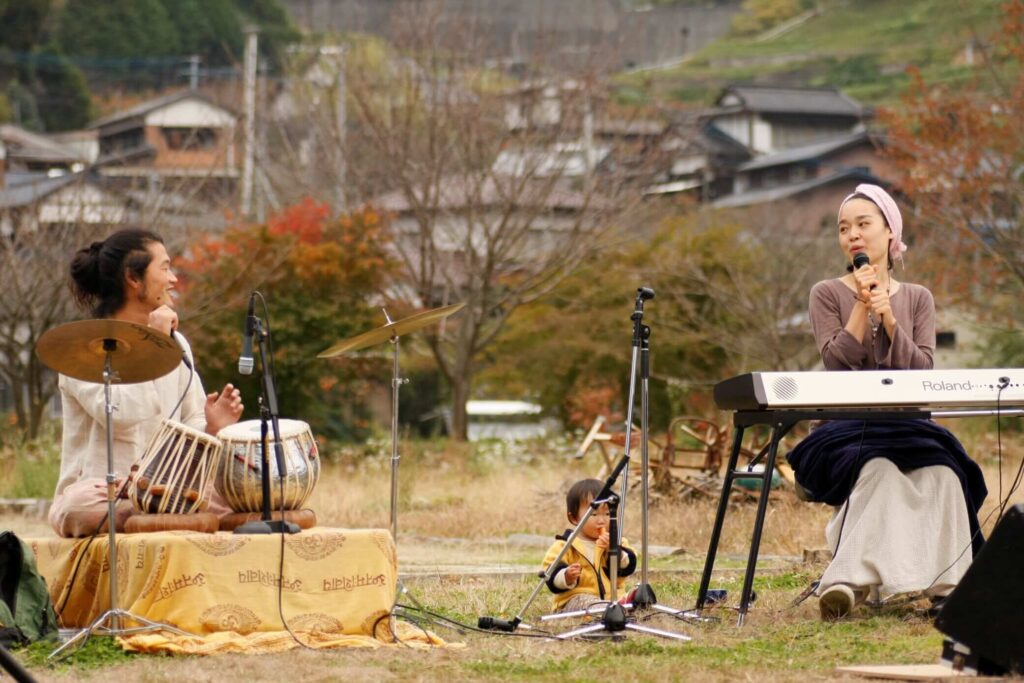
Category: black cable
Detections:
[
  {"x1": 830, "y1": 420, "x2": 870, "y2": 555},
  {"x1": 389, "y1": 595, "x2": 429, "y2": 648},
  {"x1": 247, "y1": 291, "x2": 317, "y2": 651},
  {"x1": 922, "y1": 382, "x2": 1024, "y2": 596},
  {"x1": 796, "y1": 419, "x2": 869, "y2": 604},
  {"x1": 165, "y1": 332, "x2": 195, "y2": 422},
  {"x1": 275, "y1": 519, "x2": 317, "y2": 651},
  {"x1": 394, "y1": 603, "x2": 557, "y2": 639}
]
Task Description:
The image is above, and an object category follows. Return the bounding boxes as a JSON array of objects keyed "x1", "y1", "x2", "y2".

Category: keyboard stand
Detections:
[{"x1": 694, "y1": 407, "x2": 932, "y2": 625}]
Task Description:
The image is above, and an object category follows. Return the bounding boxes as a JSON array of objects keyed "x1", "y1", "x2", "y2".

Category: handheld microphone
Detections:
[
  {"x1": 637, "y1": 286, "x2": 655, "y2": 301},
  {"x1": 477, "y1": 616, "x2": 520, "y2": 632},
  {"x1": 238, "y1": 294, "x2": 256, "y2": 376}
]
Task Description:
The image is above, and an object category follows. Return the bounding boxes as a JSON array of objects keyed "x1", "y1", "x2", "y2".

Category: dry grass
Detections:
[
  {"x1": 8, "y1": 423, "x2": 1024, "y2": 681},
  {"x1": 308, "y1": 434, "x2": 839, "y2": 558}
]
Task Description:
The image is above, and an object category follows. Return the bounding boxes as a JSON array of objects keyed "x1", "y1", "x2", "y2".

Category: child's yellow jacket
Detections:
[{"x1": 541, "y1": 530, "x2": 637, "y2": 611}]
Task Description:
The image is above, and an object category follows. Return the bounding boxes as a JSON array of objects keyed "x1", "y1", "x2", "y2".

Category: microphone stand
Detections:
[
  {"x1": 235, "y1": 314, "x2": 300, "y2": 535},
  {"x1": 626, "y1": 291, "x2": 701, "y2": 622}
]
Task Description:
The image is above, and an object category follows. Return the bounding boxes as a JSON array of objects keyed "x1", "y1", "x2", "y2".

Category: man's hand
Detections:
[
  {"x1": 205, "y1": 383, "x2": 243, "y2": 436},
  {"x1": 148, "y1": 305, "x2": 178, "y2": 336}
]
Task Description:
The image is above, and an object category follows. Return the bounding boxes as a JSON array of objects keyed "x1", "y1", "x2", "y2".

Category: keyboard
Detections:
[{"x1": 714, "y1": 369, "x2": 1024, "y2": 412}]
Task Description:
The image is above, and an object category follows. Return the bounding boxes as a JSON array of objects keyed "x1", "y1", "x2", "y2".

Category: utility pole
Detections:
[
  {"x1": 241, "y1": 28, "x2": 258, "y2": 218},
  {"x1": 583, "y1": 94, "x2": 595, "y2": 192},
  {"x1": 321, "y1": 45, "x2": 347, "y2": 211},
  {"x1": 188, "y1": 54, "x2": 200, "y2": 89}
]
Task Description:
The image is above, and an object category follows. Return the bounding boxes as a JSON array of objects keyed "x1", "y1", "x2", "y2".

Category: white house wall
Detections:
[
  {"x1": 712, "y1": 113, "x2": 780, "y2": 154},
  {"x1": 391, "y1": 210, "x2": 581, "y2": 271},
  {"x1": 751, "y1": 118, "x2": 773, "y2": 153},
  {"x1": 714, "y1": 113, "x2": 750, "y2": 148},
  {"x1": 37, "y1": 184, "x2": 126, "y2": 224}
]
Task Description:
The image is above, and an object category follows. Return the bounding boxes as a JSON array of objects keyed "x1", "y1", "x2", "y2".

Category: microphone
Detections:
[
  {"x1": 238, "y1": 294, "x2": 256, "y2": 376},
  {"x1": 477, "y1": 616, "x2": 520, "y2": 632},
  {"x1": 637, "y1": 286, "x2": 655, "y2": 301}
]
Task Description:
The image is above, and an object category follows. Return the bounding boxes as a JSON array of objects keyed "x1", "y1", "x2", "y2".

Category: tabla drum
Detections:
[
  {"x1": 215, "y1": 419, "x2": 320, "y2": 512},
  {"x1": 128, "y1": 419, "x2": 223, "y2": 515}
]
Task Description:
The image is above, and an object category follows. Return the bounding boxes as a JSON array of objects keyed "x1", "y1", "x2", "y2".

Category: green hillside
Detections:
[{"x1": 619, "y1": 0, "x2": 1007, "y2": 107}]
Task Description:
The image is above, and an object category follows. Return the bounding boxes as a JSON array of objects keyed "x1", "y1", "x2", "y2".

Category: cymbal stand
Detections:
[
  {"x1": 379, "y1": 310, "x2": 437, "y2": 627},
  {"x1": 50, "y1": 340, "x2": 191, "y2": 660}
]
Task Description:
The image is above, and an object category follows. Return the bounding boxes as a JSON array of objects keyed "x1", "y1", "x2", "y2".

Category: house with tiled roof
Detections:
[{"x1": 91, "y1": 90, "x2": 239, "y2": 203}]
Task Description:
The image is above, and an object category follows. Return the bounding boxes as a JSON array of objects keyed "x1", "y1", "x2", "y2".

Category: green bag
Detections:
[{"x1": 0, "y1": 530, "x2": 58, "y2": 646}]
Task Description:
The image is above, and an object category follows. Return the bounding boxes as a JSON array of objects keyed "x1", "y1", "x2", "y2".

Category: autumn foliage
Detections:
[
  {"x1": 881, "y1": 0, "x2": 1024, "y2": 310},
  {"x1": 176, "y1": 198, "x2": 396, "y2": 440}
]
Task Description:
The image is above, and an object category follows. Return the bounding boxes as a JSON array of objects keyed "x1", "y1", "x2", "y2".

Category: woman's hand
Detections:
[
  {"x1": 867, "y1": 286, "x2": 893, "y2": 322},
  {"x1": 853, "y1": 262, "x2": 880, "y2": 307},
  {"x1": 205, "y1": 383, "x2": 243, "y2": 436}
]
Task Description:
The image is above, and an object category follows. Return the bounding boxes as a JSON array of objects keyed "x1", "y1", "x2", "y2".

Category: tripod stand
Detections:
[
  {"x1": 621, "y1": 289, "x2": 699, "y2": 622},
  {"x1": 478, "y1": 288, "x2": 691, "y2": 641},
  {"x1": 318, "y1": 304, "x2": 465, "y2": 631},
  {"x1": 42, "y1": 331, "x2": 191, "y2": 659}
]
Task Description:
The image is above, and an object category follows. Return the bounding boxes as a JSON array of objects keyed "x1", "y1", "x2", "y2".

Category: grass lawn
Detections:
[{"x1": 4, "y1": 424, "x2": 1023, "y2": 681}]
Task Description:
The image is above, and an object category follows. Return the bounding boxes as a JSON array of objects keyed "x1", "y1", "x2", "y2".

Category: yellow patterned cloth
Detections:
[
  {"x1": 119, "y1": 621, "x2": 447, "y2": 655},
  {"x1": 27, "y1": 527, "x2": 402, "y2": 649}
]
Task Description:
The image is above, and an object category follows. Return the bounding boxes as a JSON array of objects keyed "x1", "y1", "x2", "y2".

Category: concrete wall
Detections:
[{"x1": 282, "y1": 0, "x2": 741, "y2": 70}]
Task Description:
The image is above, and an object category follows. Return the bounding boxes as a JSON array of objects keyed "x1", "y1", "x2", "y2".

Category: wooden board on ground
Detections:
[{"x1": 836, "y1": 663, "x2": 975, "y2": 680}]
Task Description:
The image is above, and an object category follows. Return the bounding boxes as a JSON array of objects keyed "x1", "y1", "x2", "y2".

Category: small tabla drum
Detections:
[
  {"x1": 129, "y1": 419, "x2": 223, "y2": 515},
  {"x1": 215, "y1": 419, "x2": 320, "y2": 512}
]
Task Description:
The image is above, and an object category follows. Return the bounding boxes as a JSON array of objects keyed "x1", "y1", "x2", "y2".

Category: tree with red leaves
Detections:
[{"x1": 176, "y1": 198, "x2": 396, "y2": 440}]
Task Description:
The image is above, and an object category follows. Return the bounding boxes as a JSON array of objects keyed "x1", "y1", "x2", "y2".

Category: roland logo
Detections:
[{"x1": 921, "y1": 380, "x2": 974, "y2": 392}]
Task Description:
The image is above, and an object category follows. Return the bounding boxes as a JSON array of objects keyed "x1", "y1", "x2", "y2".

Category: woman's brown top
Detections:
[{"x1": 808, "y1": 278, "x2": 935, "y2": 370}]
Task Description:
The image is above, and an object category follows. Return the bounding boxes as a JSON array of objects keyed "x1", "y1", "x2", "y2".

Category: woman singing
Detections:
[{"x1": 787, "y1": 184, "x2": 987, "y2": 620}]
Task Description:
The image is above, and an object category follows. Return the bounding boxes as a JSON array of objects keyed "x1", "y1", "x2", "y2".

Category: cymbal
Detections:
[
  {"x1": 36, "y1": 319, "x2": 183, "y2": 384},
  {"x1": 318, "y1": 302, "x2": 466, "y2": 358}
]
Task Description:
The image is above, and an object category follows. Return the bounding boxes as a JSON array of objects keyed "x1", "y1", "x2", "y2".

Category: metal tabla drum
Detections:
[
  {"x1": 214, "y1": 418, "x2": 320, "y2": 512},
  {"x1": 128, "y1": 419, "x2": 223, "y2": 514}
]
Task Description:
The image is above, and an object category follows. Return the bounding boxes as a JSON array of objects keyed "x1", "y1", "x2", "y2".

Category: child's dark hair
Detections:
[
  {"x1": 566, "y1": 478, "x2": 605, "y2": 522},
  {"x1": 68, "y1": 228, "x2": 164, "y2": 318}
]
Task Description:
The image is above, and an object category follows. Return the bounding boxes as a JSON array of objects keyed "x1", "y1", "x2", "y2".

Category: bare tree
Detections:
[
  {"x1": 0, "y1": 181, "x2": 121, "y2": 438},
  {"x1": 262, "y1": 7, "x2": 658, "y2": 438},
  {"x1": 651, "y1": 206, "x2": 835, "y2": 375}
]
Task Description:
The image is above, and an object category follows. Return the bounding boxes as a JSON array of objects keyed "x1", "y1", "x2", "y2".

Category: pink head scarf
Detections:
[{"x1": 838, "y1": 183, "x2": 907, "y2": 265}]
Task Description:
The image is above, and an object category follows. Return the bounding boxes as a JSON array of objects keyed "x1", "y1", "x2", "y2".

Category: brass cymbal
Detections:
[
  {"x1": 318, "y1": 302, "x2": 466, "y2": 358},
  {"x1": 36, "y1": 319, "x2": 183, "y2": 384}
]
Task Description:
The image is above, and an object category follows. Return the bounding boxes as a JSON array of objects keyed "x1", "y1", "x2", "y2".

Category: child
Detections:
[{"x1": 542, "y1": 478, "x2": 637, "y2": 613}]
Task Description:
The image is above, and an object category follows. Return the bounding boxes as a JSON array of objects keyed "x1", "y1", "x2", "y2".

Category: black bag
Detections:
[{"x1": 0, "y1": 531, "x2": 58, "y2": 647}]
